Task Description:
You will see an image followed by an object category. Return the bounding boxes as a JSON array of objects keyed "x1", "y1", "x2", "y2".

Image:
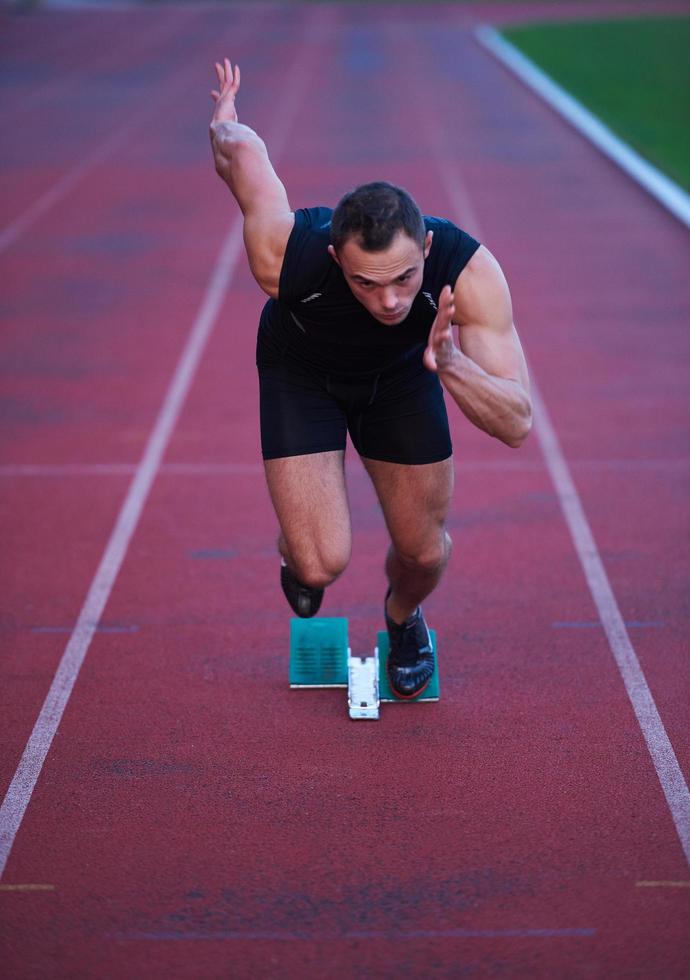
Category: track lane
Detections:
[
  {"x1": 0, "y1": 0, "x2": 303, "y2": 868},
  {"x1": 0, "y1": 6, "x2": 206, "y2": 233},
  {"x1": 2, "y1": 3, "x2": 689, "y2": 978},
  {"x1": 444, "y1": 11, "x2": 690, "y2": 789}
]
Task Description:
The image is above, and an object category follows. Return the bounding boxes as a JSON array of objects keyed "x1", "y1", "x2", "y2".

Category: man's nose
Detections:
[{"x1": 380, "y1": 287, "x2": 397, "y2": 310}]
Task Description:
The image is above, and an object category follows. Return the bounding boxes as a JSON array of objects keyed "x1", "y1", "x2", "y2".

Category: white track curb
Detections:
[{"x1": 475, "y1": 24, "x2": 690, "y2": 230}]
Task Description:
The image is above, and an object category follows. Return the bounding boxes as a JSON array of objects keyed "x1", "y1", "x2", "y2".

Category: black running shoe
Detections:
[
  {"x1": 385, "y1": 590, "x2": 435, "y2": 699},
  {"x1": 280, "y1": 560, "x2": 324, "y2": 618}
]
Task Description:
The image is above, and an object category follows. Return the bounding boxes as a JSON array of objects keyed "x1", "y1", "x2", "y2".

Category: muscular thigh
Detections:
[
  {"x1": 361, "y1": 456, "x2": 454, "y2": 558},
  {"x1": 264, "y1": 450, "x2": 352, "y2": 576}
]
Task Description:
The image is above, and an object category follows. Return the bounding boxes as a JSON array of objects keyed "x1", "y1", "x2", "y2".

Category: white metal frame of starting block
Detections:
[
  {"x1": 289, "y1": 617, "x2": 438, "y2": 720},
  {"x1": 347, "y1": 650, "x2": 380, "y2": 720}
]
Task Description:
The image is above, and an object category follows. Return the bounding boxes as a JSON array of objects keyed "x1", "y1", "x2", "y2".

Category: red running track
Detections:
[{"x1": 1, "y1": 2, "x2": 689, "y2": 977}]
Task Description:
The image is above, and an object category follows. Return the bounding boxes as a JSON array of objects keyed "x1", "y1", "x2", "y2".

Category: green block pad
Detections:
[
  {"x1": 377, "y1": 629, "x2": 440, "y2": 702},
  {"x1": 289, "y1": 617, "x2": 349, "y2": 688}
]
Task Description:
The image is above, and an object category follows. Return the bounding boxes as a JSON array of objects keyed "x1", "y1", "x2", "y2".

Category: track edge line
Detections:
[{"x1": 474, "y1": 24, "x2": 690, "y2": 231}]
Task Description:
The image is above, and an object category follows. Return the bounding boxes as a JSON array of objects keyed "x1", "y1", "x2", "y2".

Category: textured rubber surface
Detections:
[
  {"x1": 289, "y1": 617, "x2": 349, "y2": 688},
  {"x1": 1, "y1": 3, "x2": 689, "y2": 978}
]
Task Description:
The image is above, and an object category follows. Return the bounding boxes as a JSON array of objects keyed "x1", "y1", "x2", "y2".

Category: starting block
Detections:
[
  {"x1": 289, "y1": 617, "x2": 440, "y2": 720},
  {"x1": 289, "y1": 617, "x2": 349, "y2": 688}
]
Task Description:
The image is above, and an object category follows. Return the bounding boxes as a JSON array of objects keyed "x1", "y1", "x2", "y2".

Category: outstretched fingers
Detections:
[
  {"x1": 424, "y1": 285, "x2": 456, "y2": 372},
  {"x1": 223, "y1": 58, "x2": 240, "y2": 95},
  {"x1": 211, "y1": 59, "x2": 241, "y2": 101},
  {"x1": 430, "y1": 285, "x2": 455, "y2": 345},
  {"x1": 438, "y1": 284, "x2": 455, "y2": 327}
]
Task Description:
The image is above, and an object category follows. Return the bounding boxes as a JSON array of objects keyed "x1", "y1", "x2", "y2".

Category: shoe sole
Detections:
[
  {"x1": 386, "y1": 668, "x2": 433, "y2": 701},
  {"x1": 281, "y1": 563, "x2": 324, "y2": 618}
]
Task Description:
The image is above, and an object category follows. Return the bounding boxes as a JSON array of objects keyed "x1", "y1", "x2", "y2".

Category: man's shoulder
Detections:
[
  {"x1": 424, "y1": 214, "x2": 462, "y2": 236},
  {"x1": 292, "y1": 206, "x2": 333, "y2": 237},
  {"x1": 285, "y1": 205, "x2": 333, "y2": 262},
  {"x1": 423, "y1": 214, "x2": 478, "y2": 256},
  {"x1": 280, "y1": 207, "x2": 335, "y2": 303},
  {"x1": 422, "y1": 215, "x2": 481, "y2": 289}
]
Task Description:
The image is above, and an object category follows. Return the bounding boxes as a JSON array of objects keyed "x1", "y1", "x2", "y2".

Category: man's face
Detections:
[{"x1": 329, "y1": 230, "x2": 433, "y2": 326}]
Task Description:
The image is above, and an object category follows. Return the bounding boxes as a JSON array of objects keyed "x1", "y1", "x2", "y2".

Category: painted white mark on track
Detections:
[
  {"x1": 475, "y1": 25, "x2": 690, "y2": 230},
  {"x1": 531, "y1": 387, "x2": 690, "y2": 866},
  {"x1": 417, "y1": 25, "x2": 690, "y2": 868},
  {"x1": 0, "y1": 220, "x2": 245, "y2": 879},
  {"x1": 0, "y1": 6, "x2": 335, "y2": 879}
]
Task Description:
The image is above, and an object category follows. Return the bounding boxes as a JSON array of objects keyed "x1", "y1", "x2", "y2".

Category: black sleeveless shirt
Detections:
[{"x1": 260, "y1": 206, "x2": 480, "y2": 375}]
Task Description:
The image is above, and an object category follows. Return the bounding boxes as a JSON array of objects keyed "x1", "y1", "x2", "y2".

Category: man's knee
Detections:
[
  {"x1": 289, "y1": 542, "x2": 351, "y2": 590},
  {"x1": 394, "y1": 530, "x2": 452, "y2": 575}
]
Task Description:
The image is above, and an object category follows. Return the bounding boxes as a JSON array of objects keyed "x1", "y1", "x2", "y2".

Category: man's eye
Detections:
[{"x1": 397, "y1": 275, "x2": 410, "y2": 283}]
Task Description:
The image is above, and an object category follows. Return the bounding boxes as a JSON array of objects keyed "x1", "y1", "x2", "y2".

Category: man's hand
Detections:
[
  {"x1": 423, "y1": 285, "x2": 458, "y2": 374},
  {"x1": 211, "y1": 58, "x2": 240, "y2": 126},
  {"x1": 207, "y1": 57, "x2": 293, "y2": 300},
  {"x1": 422, "y1": 250, "x2": 532, "y2": 448}
]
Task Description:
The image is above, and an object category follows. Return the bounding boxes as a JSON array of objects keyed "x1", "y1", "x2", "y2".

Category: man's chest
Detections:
[{"x1": 289, "y1": 277, "x2": 439, "y2": 345}]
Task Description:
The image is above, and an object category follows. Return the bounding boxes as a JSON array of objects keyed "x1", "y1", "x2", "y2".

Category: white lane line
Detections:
[
  {"x1": 532, "y1": 387, "x2": 690, "y2": 866},
  {"x1": 0, "y1": 221, "x2": 244, "y2": 879},
  {"x1": 475, "y1": 25, "x2": 690, "y2": 230},
  {"x1": 0, "y1": 3, "x2": 266, "y2": 256},
  {"x1": 636, "y1": 880, "x2": 690, "y2": 888},
  {"x1": 416, "y1": 27, "x2": 690, "y2": 867},
  {"x1": 552, "y1": 621, "x2": 665, "y2": 630},
  {"x1": 0, "y1": 463, "x2": 263, "y2": 477},
  {"x1": 0, "y1": 125, "x2": 141, "y2": 255},
  {"x1": 0, "y1": 6, "x2": 197, "y2": 127},
  {"x1": 0, "y1": 5, "x2": 334, "y2": 879},
  {"x1": 0, "y1": 464, "x2": 138, "y2": 477},
  {"x1": 0, "y1": 457, "x2": 690, "y2": 480},
  {"x1": 1, "y1": 458, "x2": 686, "y2": 478},
  {"x1": 120, "y1": 927, "x2": 596, "y2": 941},
  {"x1": 0, "y1": 883, "x2": 55, "y2": 892},
  {"x1": 0, "y1": 8, "x2": 203, "y2": 255}
]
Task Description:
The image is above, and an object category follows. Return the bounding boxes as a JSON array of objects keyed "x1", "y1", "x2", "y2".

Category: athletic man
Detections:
[{"x1": 210, "y1": 60, "x2": 532, "y2": 699}]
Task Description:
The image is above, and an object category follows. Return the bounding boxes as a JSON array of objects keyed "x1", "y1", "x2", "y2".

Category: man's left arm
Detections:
[{"x1": 423, "y1": 246, "x2": 532, "y2": 448}]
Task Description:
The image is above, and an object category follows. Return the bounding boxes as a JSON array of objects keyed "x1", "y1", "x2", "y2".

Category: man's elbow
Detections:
[
  {"x1": 505, "y1": 421, "x2": 532, "y2": 449},
  {"x1": 210, "y1": 123, "x2": 263, "y2": 172},
  {"x1": 503, "y1": 397, "x2": 533, "y2": 449},
  {"x1": 210, "y1": 121, "x2": 262, "y2": 152}
]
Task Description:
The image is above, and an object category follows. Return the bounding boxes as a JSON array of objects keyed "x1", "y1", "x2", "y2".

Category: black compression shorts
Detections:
[{"x1": 256, "y1": 326, "x2": 452, "y2": 465}]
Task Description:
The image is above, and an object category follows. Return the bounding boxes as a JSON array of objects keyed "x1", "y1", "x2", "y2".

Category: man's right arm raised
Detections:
[{"x1": 209, "y1": 59, "x2": 294, "y2": 299}]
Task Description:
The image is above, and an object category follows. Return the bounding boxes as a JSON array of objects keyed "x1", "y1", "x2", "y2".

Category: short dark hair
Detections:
[{"x1": 331, "y1": 181, "x2": 426, "y2": 252}]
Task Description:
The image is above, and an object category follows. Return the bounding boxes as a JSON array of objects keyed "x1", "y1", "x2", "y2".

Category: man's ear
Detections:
[
  {"x1": 328, "y1": 244, "x2": 341, "y2": 267},
  {"x1": 423, "y1": 230, "x2": 433, "y2": 260}
]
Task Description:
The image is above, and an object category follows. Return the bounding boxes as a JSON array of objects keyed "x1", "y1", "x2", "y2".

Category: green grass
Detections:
[{"x1": 503, "y1": 16, "x2": 690, "y2": 192}]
